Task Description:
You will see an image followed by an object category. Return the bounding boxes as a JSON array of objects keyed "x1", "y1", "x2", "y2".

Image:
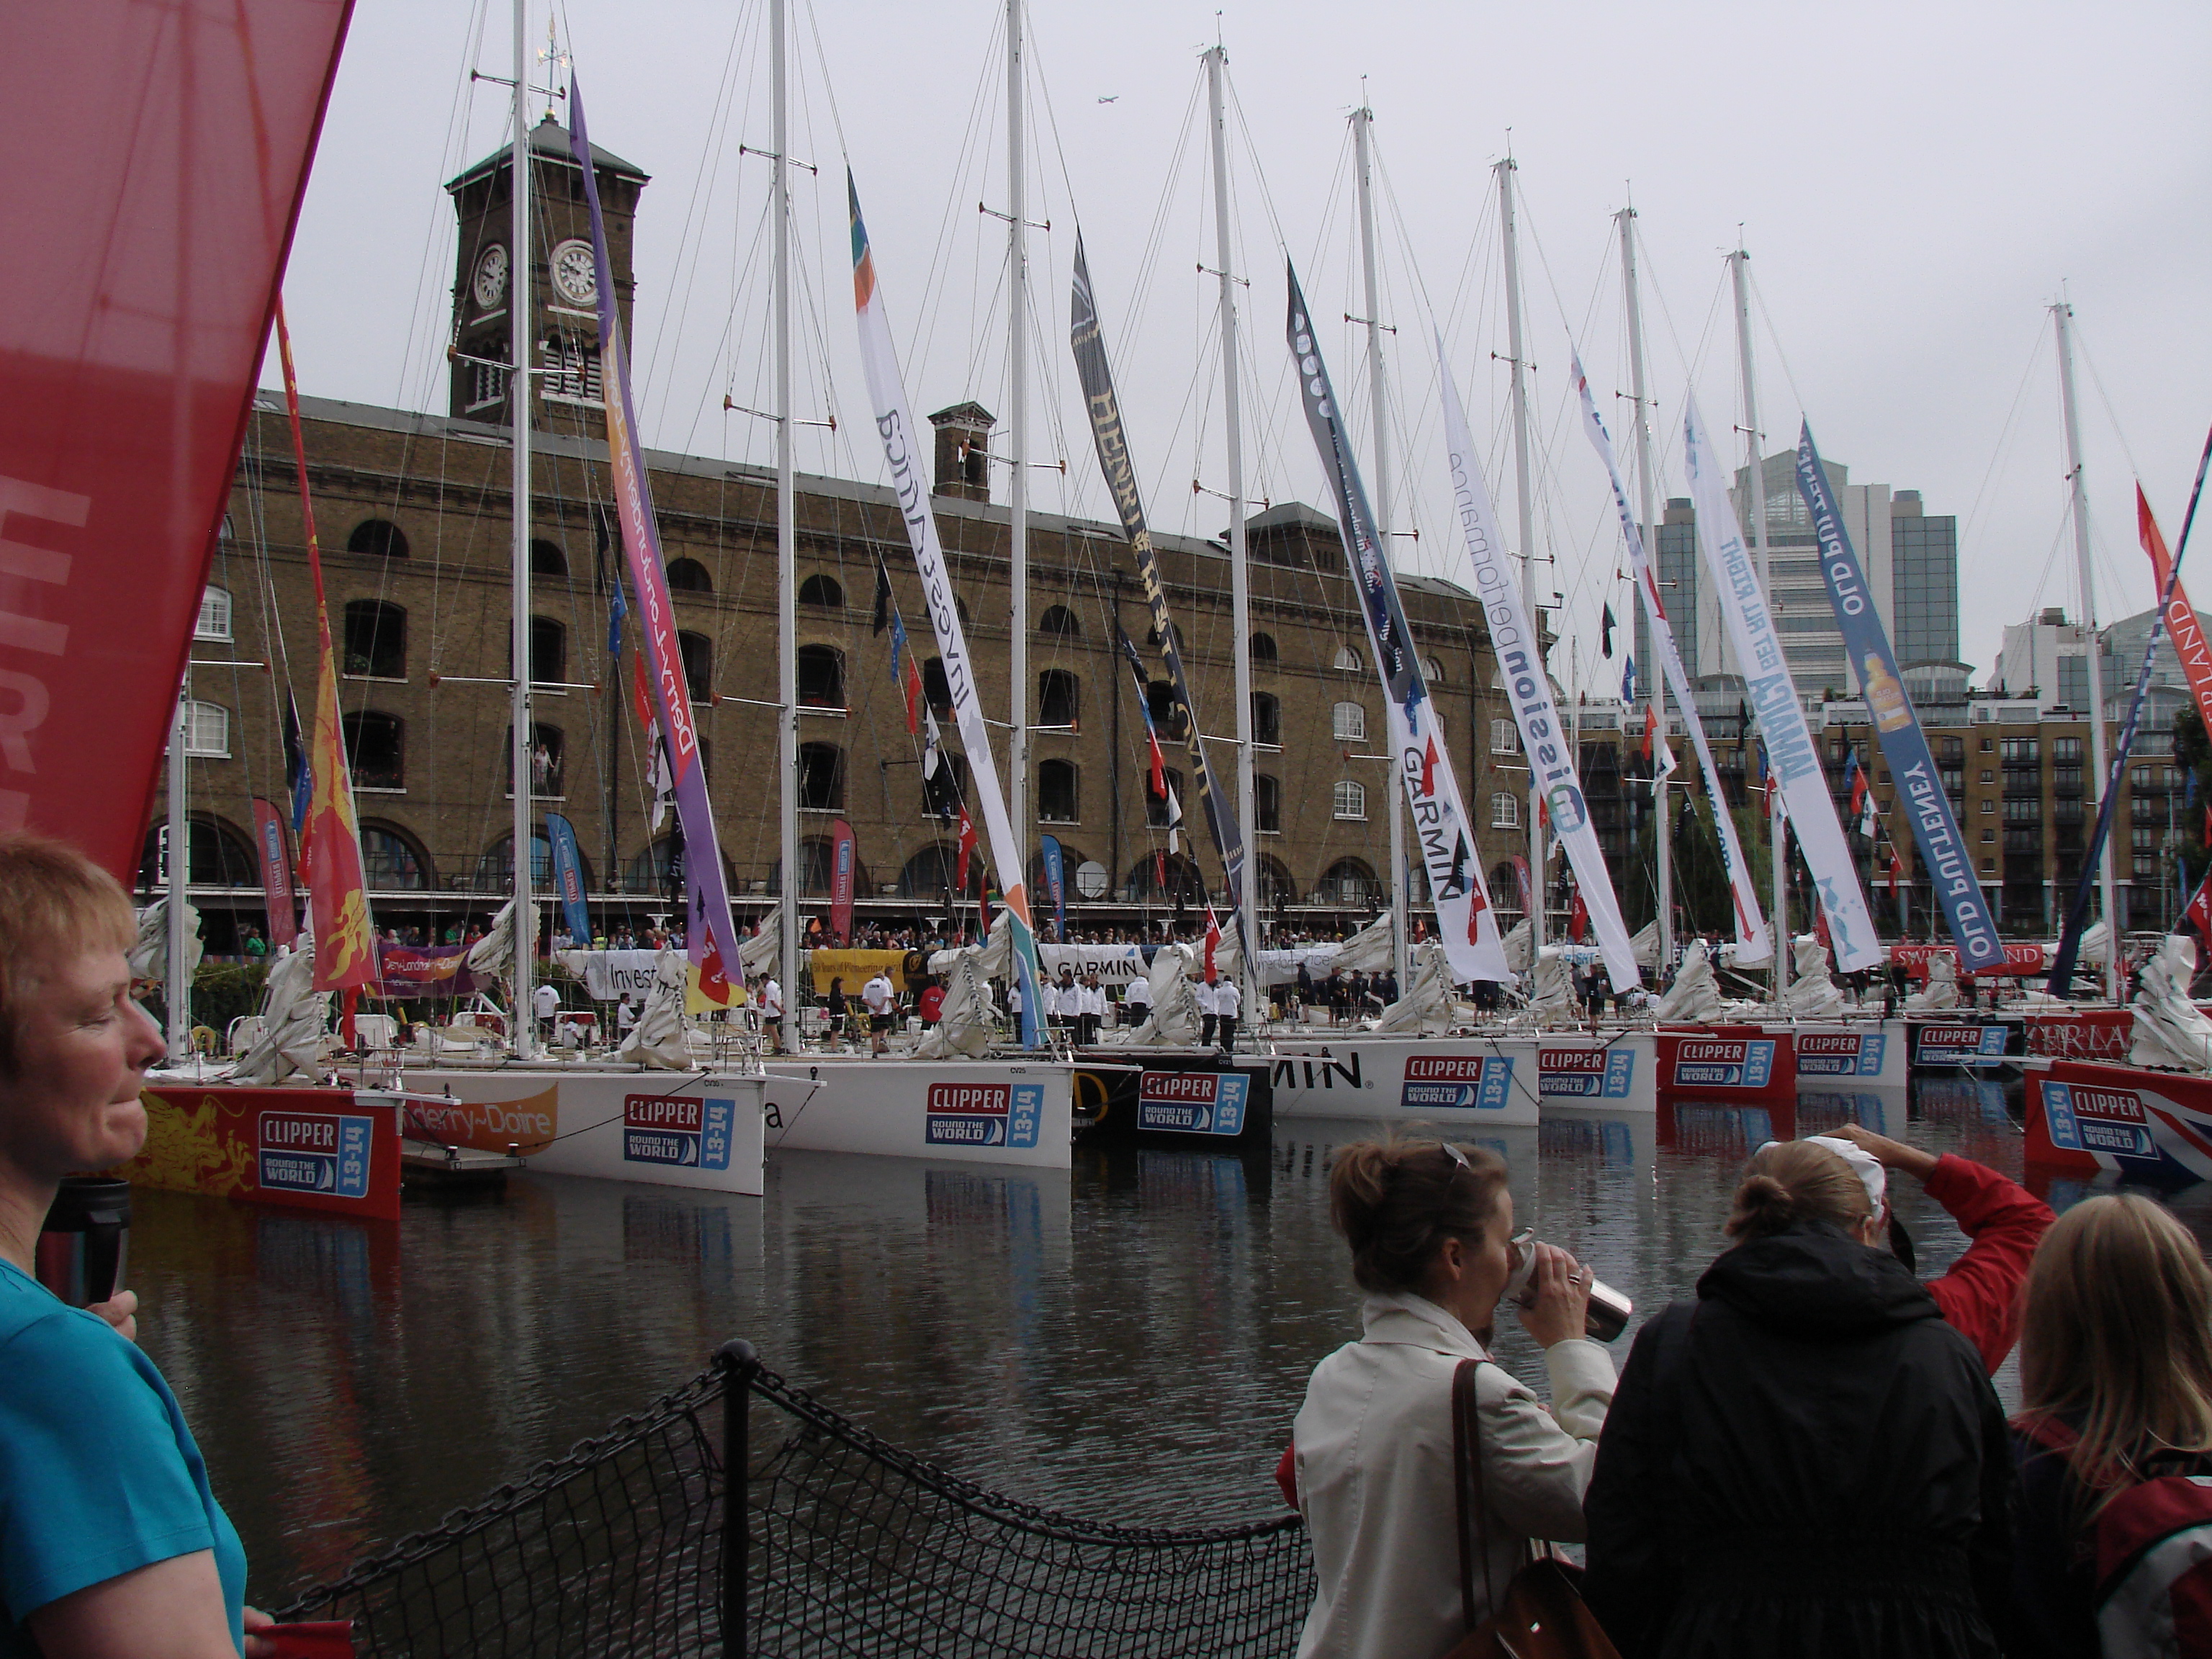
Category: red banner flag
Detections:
[
  {"x1": 904, "y1": 660, "x2": 924, "y2": 736},
  {"x1": 276, "y1": 305, "x2": 375, "y2": 990},
  {"x1": 1203, "y1": 904, "x2": 1221, "y2": 983},
  {"x1": 251, "y1": 798, "x2": 299, "y2": 949},
  {"x1": 829, "y1": 818, "x2": 857, "y2": 943},
  {"x1": 1568, "y1": 890, "x2": 1589, "y2": 943},
  {"x1": 0, "y1": 0, "x2": 352, "y2": 875},
  {"x1": 2143, "y1": 485, "x2": 2212, "y2": 743},
  {"x1": 955, "y1": 807, "x2": 976, "y2": 893}
]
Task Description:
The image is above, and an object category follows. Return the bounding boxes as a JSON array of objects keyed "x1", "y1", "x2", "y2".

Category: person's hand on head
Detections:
[
  {"x1": 1515, "y1": 1242, "x2": 1591, "y2": 1348},
  {"x1": 1829, "y1": 1122, "x2": 1940, "y2": 1182},
  {"x1": 86, "y1": 1288, "x2": 137, "y2": 1344}
]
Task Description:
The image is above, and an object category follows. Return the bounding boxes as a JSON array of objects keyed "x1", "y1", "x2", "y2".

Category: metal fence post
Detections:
[{"x1": 716, "y1": 1339, "x2": 759, "y2": 1658}]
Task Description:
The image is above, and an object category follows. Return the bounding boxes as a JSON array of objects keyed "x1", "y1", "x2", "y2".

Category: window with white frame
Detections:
[
  {"x1": 183, "y1": 701, "x2": 230, "y2": 757},
  {"x1": 1491, "y1": 791, "x2": 1519, "y2": 829},
  {"x1": 1332, "y1": 779, "x2": 1366, "y2": 821},
  {"x1": 1333, "y1": 645, "x2": 1362, "y2": 672},
  {"x1": 1492, "y1": 719, "x2": 1518, "y2": 754},
  {"x1": 194, "y1": 588, "x2": 232, "y2": 642},
  {"x1": 1420, "y1": 655, "x2": 1444, "y2": 683},
  {"x1": 1331, "y1": 701, "x2": 1367, "y2": 743}
]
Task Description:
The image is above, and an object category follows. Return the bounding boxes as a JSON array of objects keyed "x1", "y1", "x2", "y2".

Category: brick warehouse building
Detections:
[{"x1": 150, "y1": 119, "x2": 1534, "y2": 947}]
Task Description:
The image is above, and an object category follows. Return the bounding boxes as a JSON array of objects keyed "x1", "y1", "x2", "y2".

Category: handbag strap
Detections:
[{"x1": 1451, "y1": 1357, "x2": 1496, "y2": 1633}]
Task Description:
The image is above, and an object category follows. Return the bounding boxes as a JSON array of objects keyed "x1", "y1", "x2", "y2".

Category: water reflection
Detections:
[{"x1": 130, "y1": 1074, "x2": 2212, "y2": 1611}]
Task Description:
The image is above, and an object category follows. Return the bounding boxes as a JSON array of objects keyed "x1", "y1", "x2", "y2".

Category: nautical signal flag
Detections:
[
  {"x1": 1600, "y1": 603, "x2": 1617, "y2": 659},
  {"x1": 955, "y1": 806, "x2": 976, "y2": 892},
  {"x1": 1846, "y1": 752, "x2": 1876, "y2": 838},
  {"x1": 2188, "y1": 869, "x2": 2212, "y2": 957},
  {"x1": 1621, "y1": 654, "x2": 1636, "y2": 703},
  {"x1": 1203, "y1": 904, "x2": 1221, "y2": 983},
  {"x1": 1123, "y1": 634, "x2": 1168, "y2": 796},
  {"x1": 1569, "y1": 889, "x2": 1589, "y2": 943},
  {"x1": 1642, "y1": 704, "x2": 1676, "y2": 778}
]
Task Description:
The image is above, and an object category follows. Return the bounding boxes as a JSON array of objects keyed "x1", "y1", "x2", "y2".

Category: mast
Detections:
[
  {"x1": 508, "y1": 0, "x2": 536, "y2": 1057},
  {"x1": 773, "y1": 0, "x2": 800, "y2": 1040},
  {"x1": 1731, "y1": 246, "x2": 1786, "y2": 999},
  {"x1": 166, "y1": 691, "x2": 189, "y2": 1058},
  {"x1": 1207, "y1": 44, "x2": 1259, "y2": 1017},
  {"x1": 1006, "y1": 0, "x2": 1030, "y2": 930},
  {"x1": 1352, "y1": 105, "x2": 1407, "y2": 985},
  {"x1": 1618, "y1": 207, "x2": 1671, "y2": 978},
  {"x1": 1497, "y1": 158, "x2": 1543, "y2": 958},
  {"x1": 2054, "y1": 300, "x2": 2119, "y2": 1001}
]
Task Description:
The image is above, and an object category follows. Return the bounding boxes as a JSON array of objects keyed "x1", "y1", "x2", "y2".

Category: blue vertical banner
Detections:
[
  {"x1": 1039, "y1": 835, "x2": 1066, "y2": 940},
  {"x1": 545, "y1": 812, "x2": 592, "y2": 946},
  {"x1": 1795, "y1": 423, "x2": 2001, "y2": 971}
]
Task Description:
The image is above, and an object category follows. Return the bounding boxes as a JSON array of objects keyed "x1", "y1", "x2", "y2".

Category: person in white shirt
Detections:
[
  {"x1": 532, "y1": 980, "x2": 559, "y2": 1043},
  {"x1": 1122, "y1": 969, "x2": 1151, "y2": 1028},
  {"x1": 761, "y1": 976, "x2": 784, "y2": 1053},
  {"x1": 1075, "y1": 972, "x2": 1104, "y2": 1046},
  {"x1": 1213, "y1": 974, "x2": 1242, "y2": 1051},
  {"x1": 1051, "y1": 967, "x2": 1079, "y2": 1037},
  {"x1": 860, "y1": 969, "x2": 896, "y2": 1055},
  {"x1": 1196, "y1": 975, "x2": 1218, "y2": 1047},
  {"x1": 1290, "y1": 1138, "x2": 1611, "y2": 1658},
  {"x1": 616, "y1": 994, "x2": 639, "y2": 1035}
]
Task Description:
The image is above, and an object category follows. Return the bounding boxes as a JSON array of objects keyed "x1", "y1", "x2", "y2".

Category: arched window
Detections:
[
  {"x1": 1251, "y1": 691, "x2": 1281, "y2": 747},
  {"x1": 1145, "y1": 680, "x2": 1187, "y2": 739},
  {"x1": 343, "y1": 599, "x2": 405, "y2": 678},
  {"x1": 797, "y1": 572, "x2": 842, "y2": 608},
  {"x1": 1038, "y1": 759, "x2": 1078, "y2": 822},
  {"x1": 1332, "y1": 780, "x2": 1367, "y2": 821},
  {"x1": 1250, "y1": 631, "x2": 1278, "y2": 664},
  {"x1": 1491, "y1": 719, "x2": 1519, "y2": 755},
  {"x1": 922, "y1": 657, "x2": 953, "y2": 716},
  {"x1": 1491, "y1": 860, "x2": 1527, "y2": 917},
  {"x1": 343, "y1": 711, "x2": 403, "y2": 789},
  {"x1": 1123, "y1": 853, "x2": 1204, "y2": 904},
  {"x1": 1038, "y1": 669, "x2": 1079, "y2": 727},
  {"x1": 346, "y1": 518, "x2": 408, "y2": 559},
  {"x1": 1491, "y1": 792, "x2": 1519, "y2": 829},
  {"x1": 182, "y1": 701, "x2": 230, "y2": 757},
  {"x1": 138, "y1": 815, "x2": 257, "y2": 889},
  {"x1": 530, "y1": 538, "x2": 567, "y2": 577},
  {"x1": 1321, "y1": 859, "x2": 1379, "y2": 905},
  {"x1": 1038, "y1": 604, "x2": 1079, "y2": 638},
  {"x1": 195, "y1": 588, "x2": 232, "y2": 642},
  {"x1": 773, "y1": 837, "x2": 870, "y2": 899},
  {"x1": 624, "y1": 836, "x2": 683, "y2": 895},
  {"x1": 1257, "y1": 855, "x2": 1295, "y2": 909},
  {"x1": 798, "y1": 742, "x2": 844, "y2": 810},
  {"x1": 359, "y1": 824, "x2": 430, "y2": 890},
  {"x1": 1146, "y1": 621, "x2": 1184, "y2": 652},
  {"x1": 796, "y1": 644, "x2": 845, "y2": 708},
  {"x1": 1419, "y1": 655, "x2": 1444, "y2": 683},
  {"x1": 668, "y1": 557, "x2": 714, "y2": 594},
  {"x1": 503, "y1": 722, "x2": 565, "y2": 796},
  {"x1": 678, "y1": 631, "x2": 712, "y2": 701},
  {"x1": 1148, "y1": 768, "x2": 1184, "y2": 827},
  {"x1": 923, "y1": 752, "x2": 968, "y2": 821},
  {"x1": 1331, "y1": 701, "x2": 1367, "y2": 743},
  {"x1": 1333, "y1": 644, "x2": 1362, "y2": 672},
  {"x1": 1256, "y1": 773, "x2": 1281, "y2": 833},
  {"x1": 482, "y1": 832, "x2": 555, "y2": 889},
  {"x1": 899, "y1": 843, "x2": 983, "y2": 899},
  {"x1": 519, "y1": 615, "x2": 564, "y2": 685}
]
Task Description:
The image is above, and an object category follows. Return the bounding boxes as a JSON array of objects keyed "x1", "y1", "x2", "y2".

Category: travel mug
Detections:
[
  {"x1": 36, "y1": 1177, "x2": 130, "y2": 1307},
  {"x1": 1503, "y1": 1227, "x2": 1634, "y2": 1342}
]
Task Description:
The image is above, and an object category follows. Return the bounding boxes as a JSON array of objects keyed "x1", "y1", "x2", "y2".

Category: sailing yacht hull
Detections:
[
  {"x1": 1791, "y1": 1023, "x2": 1907, "y2": 1088},
  {"x1": 760, "y1": 1058, "x2": 1072, "y2": 1169},
  {"x1": 1905, "y1": 1017, "x2": 2024, "y2": 1071},
  {"x1": 1655, "y1": 1025, "x2": 1797, "y2": 1104},
  {"x1": 1265, "y1": 1032, "x2": 1656, "y2": 1125},
  {"x1": 2023, "y1": 1058, "x2": 2212, "y2": 1184}
]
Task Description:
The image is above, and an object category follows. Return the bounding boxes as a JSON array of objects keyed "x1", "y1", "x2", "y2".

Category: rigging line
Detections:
[
  {"x1": 392, "y1": 0, "x2": 495, "y2": 418},
  {"x1": 903, "y1": 8, "x2": 1003, "y2": 390},
  {"x1": 1959, "y1": 319, "x2": 2050, "y2": 562},
  {"x1": 1745, "y1": 269, "x2": 1808, "y2": 427},
  {"x1": 2072, "y1": 320, "x2": 2147, "y2": 485},
  {"x1": 1115, "y1": 68, "x2": 1207, "y2": 390}
]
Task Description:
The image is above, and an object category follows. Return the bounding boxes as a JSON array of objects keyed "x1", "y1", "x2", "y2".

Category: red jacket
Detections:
[{"x1": 1270, "y1": 1155, "x2": 2051, "y2": 1509}]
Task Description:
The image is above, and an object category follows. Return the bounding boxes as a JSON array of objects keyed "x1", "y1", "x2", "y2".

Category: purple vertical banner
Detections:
[
  {"x1": 545, "y1": 813, "x2": 591, "y2": 945},
  {"x1": 251, "y1": 797, "x2": 298, "y2": 948},
  {"x1": 830, "y1": 818, "x2": 857, "y2": 945},
  {"x1": 1040, "y1": 834, "x2": 1066, "y2": 940}
]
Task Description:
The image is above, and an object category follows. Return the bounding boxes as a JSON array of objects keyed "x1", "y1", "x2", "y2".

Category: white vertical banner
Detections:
[
  {"x1": 1682, "y1": 396, "x2": 1879, "y2": 971},
  {"x1": 1570, "y1": 350, "x2": 1769, "y2": 966},
  {"x1": 1437, "y1": 337, "x2": 1640, "y2": 989},
  {"x1": 848, "y1": 174, "x2": 1046, "y2": 1036}
]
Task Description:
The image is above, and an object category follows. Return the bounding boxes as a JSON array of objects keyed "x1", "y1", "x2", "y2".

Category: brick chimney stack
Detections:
[{"x1": 929, "y1": 402, "x2": 994, "y2": 502}]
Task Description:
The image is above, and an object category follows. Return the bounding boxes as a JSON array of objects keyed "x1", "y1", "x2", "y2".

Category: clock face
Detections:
[
  {"x1": 550, "y1": 238, "x2": 598, "y2": 307},
  {"x1": 472, "y1": 243, "x2": 508, "y2": 310}
]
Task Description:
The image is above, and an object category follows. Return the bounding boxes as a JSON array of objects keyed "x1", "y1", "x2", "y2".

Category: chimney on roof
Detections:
[{"x1": 929, "y1": 403, "x2": 995, "y2": 503}]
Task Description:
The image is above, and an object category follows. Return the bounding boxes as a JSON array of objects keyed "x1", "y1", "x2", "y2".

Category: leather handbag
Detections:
[{"x1": 1441, "y1": 1358, "x2": 1620, "y2": 1659}]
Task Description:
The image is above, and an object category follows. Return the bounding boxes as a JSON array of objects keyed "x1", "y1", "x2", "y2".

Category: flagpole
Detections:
[
  {"x1": 1006, "y1": 0, "x2": 1031, "y2": 969},
  {"x1": 1619, "y1": 207, "x2": 1671, "y2": 977},
  {"x1": 166, "y1": 688, "x2": 190, "y2": 1058},
  {"x1": 1352, "y1": 105, "x2": 1408, "y2": 989},
  {"x1": 1208, "y1": 43, "x2": 1259, "y2": 1025},
  {"x1": 773, "y1": 0, "x2": 801, "y2": 1043},
  {"x1": 509, "y1": 0, "x2": 536, "y2": 1058},
  {"x1": 2054, "y1": 300, "x2": 2119, "y2": 1003},
  {"x1": 1498, "y1": 156, "x2": 1545, "y2": 960},
  {"x1": 1731, "y1": 246, "x2": 1786, "y2": 1002}
]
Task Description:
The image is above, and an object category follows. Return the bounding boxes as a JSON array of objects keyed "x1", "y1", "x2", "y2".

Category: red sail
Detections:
[{"x1": 0, "y1": 0, "x2": 353, "y2": 876}]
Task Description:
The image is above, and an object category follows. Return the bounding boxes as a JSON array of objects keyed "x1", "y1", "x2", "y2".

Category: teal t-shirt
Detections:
[{"x1": 0, "y1": 1259, "x2": 246, "y2": 1655}]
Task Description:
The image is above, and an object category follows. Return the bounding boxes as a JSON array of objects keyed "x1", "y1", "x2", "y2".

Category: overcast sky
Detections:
[{"x1": 272, "y1": 0, "x2": 2212, "y2": 691}]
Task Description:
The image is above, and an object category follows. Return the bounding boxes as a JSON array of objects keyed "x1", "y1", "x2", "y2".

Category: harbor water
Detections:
[{"x1": 130, "y1": 1075, "x2": 2210, "y2": 1609}]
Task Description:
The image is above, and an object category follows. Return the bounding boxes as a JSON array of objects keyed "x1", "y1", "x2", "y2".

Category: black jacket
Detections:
[{"x1": 1582, "y1": 1223, "x2": 2015, "y2": 1658}]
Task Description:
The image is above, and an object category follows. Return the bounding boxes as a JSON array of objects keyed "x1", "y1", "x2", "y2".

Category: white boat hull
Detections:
[{"x1": 761, "y1": 1057, "x2": 1073, "y2": 1169}]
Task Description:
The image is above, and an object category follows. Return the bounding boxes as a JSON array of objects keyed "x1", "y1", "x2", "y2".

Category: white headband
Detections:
[{"x1": 1755, "y1": 1134, "x2": 1887, "y2": 1219}]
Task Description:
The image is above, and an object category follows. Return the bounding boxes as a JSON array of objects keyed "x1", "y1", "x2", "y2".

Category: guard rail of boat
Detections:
[{"x1": 273, "y1": 1338, "x2": 1310, "y2": 1657}]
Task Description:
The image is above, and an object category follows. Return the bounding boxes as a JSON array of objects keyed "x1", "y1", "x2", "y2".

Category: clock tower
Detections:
[{"x1": 445, "y1": 114, "x2": 649, "y2": 435}]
